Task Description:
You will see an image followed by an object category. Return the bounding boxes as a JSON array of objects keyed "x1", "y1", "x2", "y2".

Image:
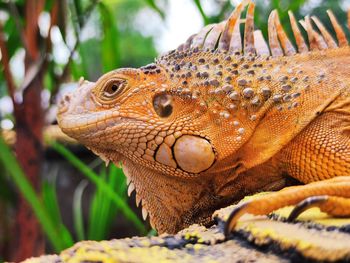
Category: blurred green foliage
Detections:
[
  {"x1": 69, "y1": 0, "x2": 158, "y2": 82},
  {"x1": 0, "y1": 0, "x2": 159, "y2": 257},
  {"x1": 0, "y1": 0, "x2": 349, "y2": 258},
  {"x1": 51, "y1": 142, "x2": 146, "y2": 236},
  {"x1": 0, "y1": 137, "x2": 70, "y2": 251}
]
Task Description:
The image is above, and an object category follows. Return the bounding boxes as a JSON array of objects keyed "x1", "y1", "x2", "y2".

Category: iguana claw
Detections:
[{"x1": 225, "y1": 177, "x2": 350, "y2": 237}]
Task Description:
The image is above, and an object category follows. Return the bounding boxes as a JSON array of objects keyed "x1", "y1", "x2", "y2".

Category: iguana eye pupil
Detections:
[
  {"x1": 111, "y1": 85, "x2": 118, "y2": 92},
  {"x1": 153, "y1": 94, "x2": 173, "y2": 118},
  {"x1": 106, "y1": 83, "x2": 120, "y2": 95}
]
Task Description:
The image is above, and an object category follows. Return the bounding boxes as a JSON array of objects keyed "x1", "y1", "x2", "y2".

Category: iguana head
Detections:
[
  {"x1": 58, "y1": 45, "x2": 294, "y2": 232},
  {"x1": 57, "y1": 0, "x2": 348, "y2": 233},
  {"x1": 57, "y1": 62, "x2": 254, "y2": 233}
]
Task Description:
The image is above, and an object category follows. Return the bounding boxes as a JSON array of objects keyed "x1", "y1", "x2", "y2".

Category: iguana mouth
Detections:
[{"x1": 59, "y1": 113, "x2": 121, "y2": 131}]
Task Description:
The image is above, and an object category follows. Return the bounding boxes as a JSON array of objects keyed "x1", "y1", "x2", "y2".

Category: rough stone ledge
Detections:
[{"x1": 22, "y1": 194, "x2": 350, "y2": 263}]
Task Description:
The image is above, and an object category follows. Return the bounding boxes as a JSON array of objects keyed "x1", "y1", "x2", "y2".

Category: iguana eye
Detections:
[{"x1": 102, "y1": 79, "x2": 127, "y2": 99}]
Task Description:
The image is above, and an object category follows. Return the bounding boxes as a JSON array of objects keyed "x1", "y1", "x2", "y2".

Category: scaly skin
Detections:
[{"x1": 57, "y1": 2, "x2": 350, "y2": 234}]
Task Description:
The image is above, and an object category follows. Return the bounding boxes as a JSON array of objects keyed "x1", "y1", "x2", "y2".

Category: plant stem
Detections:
[
  {"x1": 51, "y1": 142, "x2": 147, "y2": 234},
  {"x1": 0, "y1": 137, "x2": 65, "y2": 251}
]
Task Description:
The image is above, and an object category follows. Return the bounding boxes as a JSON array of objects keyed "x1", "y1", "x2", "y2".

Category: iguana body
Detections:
[{"x1": 57, "y1": 1, "x2": 350, "y2": 234}]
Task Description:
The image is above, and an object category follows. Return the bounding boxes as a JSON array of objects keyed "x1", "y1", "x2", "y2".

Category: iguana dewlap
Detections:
[{"x1": 57, "y1": 1, "x2": 350, "y2": 234}]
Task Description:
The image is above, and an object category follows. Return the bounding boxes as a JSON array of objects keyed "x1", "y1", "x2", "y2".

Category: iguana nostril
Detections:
[
  {"x1": 64, "y1": 94, "x2": 71, "y2": 103},
  {"x1": 57, "y1": 93, "x2": 72, "y2": 114},
  {"x1": 153, "y1": 93, "x2": 173, "y2": 118}
]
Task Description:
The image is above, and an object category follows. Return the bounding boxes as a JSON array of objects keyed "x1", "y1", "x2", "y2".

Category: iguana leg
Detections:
[
  {"x1": 225, "y1": 109, "x2": 350, "y2": 236},
  {"x1": 225, "y1": 177, "x2": 350, "y2": 236}
]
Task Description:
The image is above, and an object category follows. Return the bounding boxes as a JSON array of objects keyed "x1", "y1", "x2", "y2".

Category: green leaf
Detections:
[
  {"x1": 73, "y1": 0, "x2": 84, "y2": 28},
  {"x1": 147, "y1": 229, "x2": 157, "y2": 236},
  {"x1": 144, "y1": 0, "x2": 165, "y2": 19},
  {"x1": 51, "y1": 142, "x2": 146, "y2": 234},
  {"x1": 42, "y1": 174, "x2": 74, "y2": 246},
  {"x1": 0, "y1": 136, "x2": 67, "y2": 251},
  {"x1": 98, "y1": 2, "x2": 121, "y2": 72},
  {"x1": 77, "y1": 39, "x2": 103, "y2": 80},
  {"x1": 70, "y1": 59, "x2": 86, "y2": 80},
  {"x1": 73, "y1": 180, "x2": 88, "y2": 241},
  {"x1": 88, "y1": 166, "x2": 108, "y2": 240},
  {"x1": 192, "y1": 0, "x2": 209, "y2": 25},
  {"x1": 43, "y1": 63, "x2": 55, "y2": 92},
  {"x1": 109, "y1": 163, "x2": 127, "y2": 197},
  {"x1": 4, "y1": 17, "x2": 22, "y2": 58},
  {"x1": 87, "y1": 163, "x2": 126, "y2": 240},
  {"x1": 88, "y1": 183, "x2": 103, "y2": 239},
  {"x1": 0, "y1": 162, "x2": 15, "y2": 204},
  {"x1": 42, "y1": 177, "x2": 61, "y2": 226}
]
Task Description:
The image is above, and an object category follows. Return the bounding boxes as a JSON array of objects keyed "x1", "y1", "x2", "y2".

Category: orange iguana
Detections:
[{"x1": 57, "y1": 1, "x2": 350, "y2": 235}]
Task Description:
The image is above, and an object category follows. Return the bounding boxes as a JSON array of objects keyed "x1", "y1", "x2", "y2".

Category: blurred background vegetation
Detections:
[{"x1": 0, "y1": 0, "x2": 348, "y2": 261}]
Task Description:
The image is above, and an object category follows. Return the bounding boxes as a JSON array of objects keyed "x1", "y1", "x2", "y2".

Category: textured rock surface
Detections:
[{"x1": 23, "y1": 195, "x2": 350, "y2": 263}]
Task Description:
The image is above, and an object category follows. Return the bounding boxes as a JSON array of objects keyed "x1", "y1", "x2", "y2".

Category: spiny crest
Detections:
[
  {"x1": 167, "y1": 0, "x2": 349, "y2": 57},
  {"x1": 154, "y1": 1, "x2": 349, "y2": 122}
]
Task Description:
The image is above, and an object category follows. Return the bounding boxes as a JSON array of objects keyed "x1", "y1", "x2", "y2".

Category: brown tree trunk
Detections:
[
  {"x1": 11, "y1": 0, "x2": 46, "y2": 261},
  {"x1": 0, "y1": 0, "x2": 63, "y2": 260},
  {"x1": 13, "y1": 74, "x2": 45, "y2": 261}
]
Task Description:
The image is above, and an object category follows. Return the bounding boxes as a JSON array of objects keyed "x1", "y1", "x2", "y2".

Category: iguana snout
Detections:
[{"x1": 57, "y1": 79, "x2": 96, "y2": 135}]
